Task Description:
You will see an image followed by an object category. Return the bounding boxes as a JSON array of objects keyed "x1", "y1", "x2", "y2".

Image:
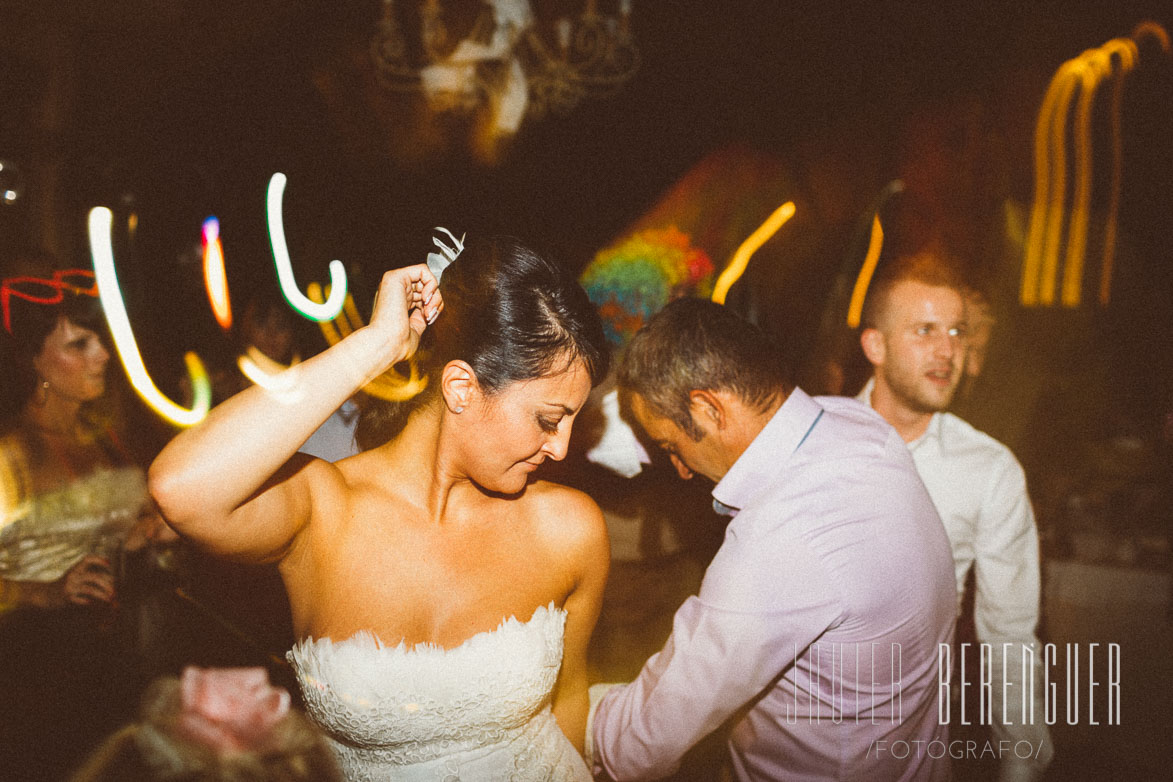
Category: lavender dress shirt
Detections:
[{"x1": 592, "y1": 389, "x2": 957, "y2": 781}]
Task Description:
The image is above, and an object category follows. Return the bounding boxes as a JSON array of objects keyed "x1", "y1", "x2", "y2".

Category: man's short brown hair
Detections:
[
  {"x1": 860, "y1": 247, "x2": 970, "y2": 332},
  {"x1": 617, "y1": 299, "x2": 791, "y2": 441}
]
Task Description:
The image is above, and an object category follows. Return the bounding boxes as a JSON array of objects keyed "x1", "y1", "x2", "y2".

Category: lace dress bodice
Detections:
[{"x1": 286, "y1": 602, "x2": 591, "y2": 781}]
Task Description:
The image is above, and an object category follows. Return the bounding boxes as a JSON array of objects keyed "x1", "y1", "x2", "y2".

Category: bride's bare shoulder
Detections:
[
  {"x1": 523, "y1": 480, "x2": 608, "y2": 557},
  {"x1": 524, "y1": 479, "x2": 601, "y2": 516}
]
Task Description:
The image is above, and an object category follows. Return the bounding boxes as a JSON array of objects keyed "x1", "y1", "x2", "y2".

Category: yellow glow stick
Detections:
[
  {"x1": 1022, "y1": 62, "x2": 1067, "y2": 306},
  {"x1": 266, "y1": 173, "x2": 348, "y2": 322},
  {"x1": 237, "y1": 346, "x2": 301, "y2": 393},
  {"x1": 1023, "y1": 27, "x2": 1162, "y2": 308},
  {"x1": 846, "y1": 215, "x2": 884, "y2": 328},
  {"x1": 306, "y1": 283, "x2": 427, "y2": 402},
  {"x1": 1062, "y1": 59, "x2": 1102, "y2": 307},
  {"x1": 1038, "y1": 62, "x2": 1082, "y2": 307},
  {"x1": 1065, "y1": 41, "x2": 1137, "y2": 307},
  {"x1": 1100, "y1": 60, "x2": 1128, "y2": 305},
  {"x1": 88, "y1": 207, "x2": 212, "y2": 428},
  {"x1": 711, "y1": 201, "x2": 796, "y2": 305}
]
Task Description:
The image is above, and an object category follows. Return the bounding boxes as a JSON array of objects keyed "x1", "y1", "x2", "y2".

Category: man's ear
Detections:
[
  {"x1": 860, "y1": 328, "x2": 886, "y2": 367},
  {"x1": 687, "y1": 389, "x2": 725, "y2": 431},
  {"x1": 440, "y1": 360, "x2": 479, "y2": 413}
]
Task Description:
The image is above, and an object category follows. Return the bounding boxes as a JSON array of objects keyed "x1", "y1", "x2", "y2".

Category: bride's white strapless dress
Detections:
[{"x1": 286, "y1": 602, "x2": 591, "y2": 781}]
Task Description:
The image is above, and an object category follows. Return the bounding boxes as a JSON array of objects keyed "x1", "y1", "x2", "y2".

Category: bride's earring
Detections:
[{"x1": 454, "y1": 406, "x2": 464, "y2": 414}]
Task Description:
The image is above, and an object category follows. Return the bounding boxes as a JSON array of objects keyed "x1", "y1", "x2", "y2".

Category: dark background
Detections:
[
  {"x1": 2, "y1": 2, "x2": 1170, "y2": 416},
  {"x1": 2, "y1": 1, "x2": 1169, "y2": 274},
  {"x1": 2, "y1": 0, "x2": 1170, "y2": 572},
  {"x1": 2, "y1": 3, "x2": 1171, "y2": 779}
]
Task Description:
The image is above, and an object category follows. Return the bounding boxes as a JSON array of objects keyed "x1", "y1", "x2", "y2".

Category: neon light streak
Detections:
[
  {"x1": 1022, "y1": 26, "x2": 1165, "y2": 308},
  {"x1": 1021, "y1": 61, "x2": 1066, "y2": 306},
  {"x1": 1038, "y1": 62, "x2": 1080, "y2": 307},
  {"x1": 1067, "y1": 42, "x2": 1139, "y2": 307},
  {"x1": 1063, "y1": 58, "x2": 1103, "y2": 307},
  {"x1": 1101, "y1": 21, "x2": 1170, "y2": 304},
  {"x1": 1133, "y1": 21, "x2": 1171, "y2": 53},
  {"x1": 202, "y1": 217, "x2": 232, "y2": 329},
  {"x1": 266, "y1": 173, "x2": 347, "y2": 321},
  {"x1": 237, "y1": 346, "x2": 301, "y2": 395},
  {"x1": 1099, "y1": 59, "x2": 1127, "y2": 306},
  {"x1": 846, "y1": 215, "x2": 884, "y2": 328},
  {"x1": 307, "y1": 282, "x2": 427, "y2": 402},
  {"x1": 88, "y1": 207, "x2": 212, "y2": 428},
  {"x1": 711, "y1": 201, "x2": 796, "y2": 306}
]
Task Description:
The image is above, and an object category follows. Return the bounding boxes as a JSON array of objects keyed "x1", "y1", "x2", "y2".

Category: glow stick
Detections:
[
  {"x1": 88, "y1": 207, "x2": 212, "y2": 428},
  {"x1": 711, "y1": 201, "x2": 795, "y2": 305},
  {"x1": 202, "y1": 217, "x2": 232, "y2": 329},
  {"x1": 306, "y1": 282, "x2": 427, "y2": 402},
  {"x1": 237, "y1": 346, "x2": 301, "y2": 395},
  {"x1": 266, "y1": 173, "x2": 347, "y2": 321},
  {"x1": 1022, "y1": 27, "x2": 1162, "y2": 308},
  {"x1": 846, "y1": 215, "x2": 884, "y2": 328}
]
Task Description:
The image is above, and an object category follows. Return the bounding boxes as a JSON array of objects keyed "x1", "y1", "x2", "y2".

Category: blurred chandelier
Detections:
[{"x1": 370, "y1": 0, "x2": 637, "y2": 139}]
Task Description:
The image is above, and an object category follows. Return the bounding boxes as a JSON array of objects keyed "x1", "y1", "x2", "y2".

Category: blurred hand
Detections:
[
  {"x1": 368, "y1": 264, "x2": 442, "y2": 364},
  {"x1": 58, "y1": 555, "x2": 116, "y2": 607}
]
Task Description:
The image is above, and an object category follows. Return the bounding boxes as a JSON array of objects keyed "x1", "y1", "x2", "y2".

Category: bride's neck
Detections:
[{"x1": 383, "y1": 403, "x2": 473, "y2": 525}]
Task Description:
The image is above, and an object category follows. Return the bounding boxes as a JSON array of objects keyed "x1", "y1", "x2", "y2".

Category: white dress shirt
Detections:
[
  {"x1": 858, "y1": 380, "x2": 1053, "y2": 780},
  {"x1": 299, "y1": 399, "x2": 360, "y2": 463}
]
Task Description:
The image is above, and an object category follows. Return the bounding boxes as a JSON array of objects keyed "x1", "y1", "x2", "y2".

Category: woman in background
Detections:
[{"x1": 0, "y1": 262, "x2": 173, "y2": 779}]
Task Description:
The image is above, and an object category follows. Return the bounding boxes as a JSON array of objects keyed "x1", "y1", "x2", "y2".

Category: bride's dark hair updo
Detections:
[{"x1": 354, "y1": 236, "x2": 610, "y2": 450}]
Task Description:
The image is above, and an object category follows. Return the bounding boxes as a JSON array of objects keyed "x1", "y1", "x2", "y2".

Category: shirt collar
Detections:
[
  {"x1": 711, "y1": 387, "x2": 823, "y2": 516},
  {"x1": 908, "y1": 409, "x2": 945, "y2": 450},
  {"x1": 857, "y1": 376, "x2": 876, "y2": 406},
  {"x1": 856, "y1": 376, "x2": 942, "y2": 449}
]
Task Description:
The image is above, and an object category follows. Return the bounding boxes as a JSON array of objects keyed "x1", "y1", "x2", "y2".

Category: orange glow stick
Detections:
[
  {"x1": 711, "y1": 201, "x2": 796, "y2": 306},
  {"x1": 846, "y1": 215, "x2": 884, "y2": 328},
  {"x1": 202, "y1": 217, "x2": 232, "y2": 329}
]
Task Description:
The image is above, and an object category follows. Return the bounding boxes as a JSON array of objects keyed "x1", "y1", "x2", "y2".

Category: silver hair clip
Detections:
[{"x1": 426, "y1": 227, "x2": 465, "y2": 283}]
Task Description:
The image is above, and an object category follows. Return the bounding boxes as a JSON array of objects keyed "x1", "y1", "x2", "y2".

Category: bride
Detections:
[{"x1": 149, "y1": 235, "x2": 611, "y2": 780}]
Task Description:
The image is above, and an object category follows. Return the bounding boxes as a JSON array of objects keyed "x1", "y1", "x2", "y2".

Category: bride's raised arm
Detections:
[{"x1": 148, "y1": 265, "x2": 441, "y2": 562}]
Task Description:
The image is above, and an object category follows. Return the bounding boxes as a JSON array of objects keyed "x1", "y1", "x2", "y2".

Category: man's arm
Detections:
[
  {"x1": 973, "y1": 452, "x2": 1053, "y2": 778},
  {"x1": 592, "y1": 531, "x2": 839, "y2": 781}
]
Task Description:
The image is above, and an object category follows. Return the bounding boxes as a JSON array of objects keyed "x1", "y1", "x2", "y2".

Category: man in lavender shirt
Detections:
[{"x1": 591, "y1": 299, "x2": 957, "y2": 781}]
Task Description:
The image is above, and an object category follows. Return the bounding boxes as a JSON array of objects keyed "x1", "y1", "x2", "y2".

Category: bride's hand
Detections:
[{"x1": 368, "y1": 264, "x2": 443, "y2": 364}]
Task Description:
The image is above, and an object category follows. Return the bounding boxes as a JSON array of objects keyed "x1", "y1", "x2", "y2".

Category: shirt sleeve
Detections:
[
  {"x1": 973, "y1": 452, "x2": 1040, "y2": 644},
  {"x1": 972, "y1": 450, "x2": 1053, "y2": 773},
  {"x1": 592, "y1": 525, "x2": 841, "y2": 781}
]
